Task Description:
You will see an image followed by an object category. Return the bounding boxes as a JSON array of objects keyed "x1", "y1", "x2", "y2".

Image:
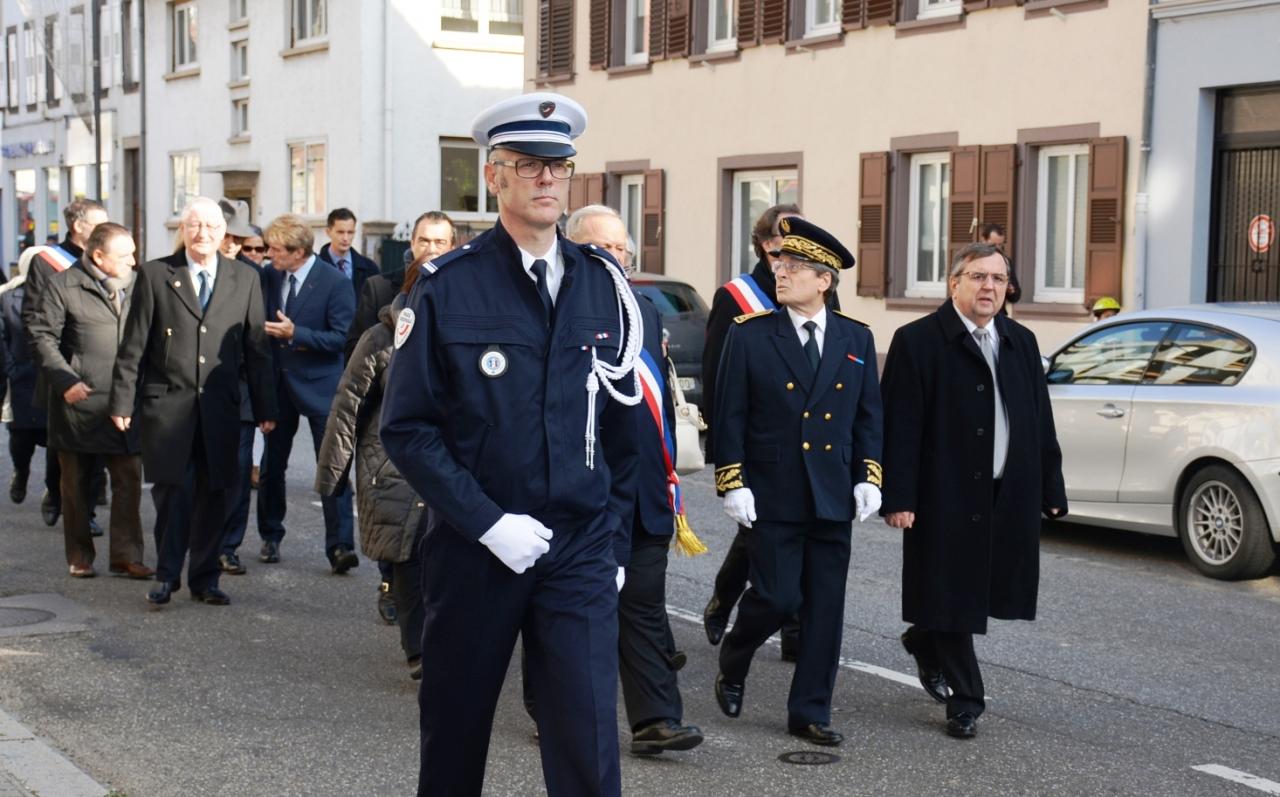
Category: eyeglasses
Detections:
[
  {"x1": 959, "y1": 271, "x2": 1009, "y2": 286},
  {"x1": 184, "y1": 221, "x2": 225, "y2": 233},
  {"x1": 242, "y1": 246, "x2": 267, "y2": 254},
  {"x1": 769, "y1": 255, "x2": 817, "y2": 275},
  {"x1": 489, "y1": 158, "x2": 576, "y2": 180}
]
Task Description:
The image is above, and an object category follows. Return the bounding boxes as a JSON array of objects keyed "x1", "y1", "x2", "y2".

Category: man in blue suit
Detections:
[{"x1": 258, "y1": 214, "x2": 357, "y2": 572}]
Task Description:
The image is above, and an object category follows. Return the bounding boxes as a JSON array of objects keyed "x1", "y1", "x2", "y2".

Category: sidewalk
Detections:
[{"x1": 0, "y1": 706, "x2": 107, "y2": 797}]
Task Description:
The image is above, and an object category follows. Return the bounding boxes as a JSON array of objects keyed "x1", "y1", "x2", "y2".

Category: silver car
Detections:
[{"x1": 1045, "y1": 303, "x2": 1280, "y2": 580}]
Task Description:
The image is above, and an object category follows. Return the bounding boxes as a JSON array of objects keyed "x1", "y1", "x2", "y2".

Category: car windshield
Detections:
[{"x1": 633, "y1": 283, "x2": 708, "y2": 317}]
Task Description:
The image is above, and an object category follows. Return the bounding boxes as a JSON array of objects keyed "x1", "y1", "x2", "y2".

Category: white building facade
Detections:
[
  {"x1": 1, "y1": 0, "x2": 144, "y2": 266},
  {"x1": 143, "y1": 0, "x2": 523, "y2": 265}
]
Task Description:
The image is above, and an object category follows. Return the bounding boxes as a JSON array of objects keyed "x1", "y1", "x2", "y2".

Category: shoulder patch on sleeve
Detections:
[
  {"x1": 834, "y1": 309, "x2": 869, "y2": 327},
  {"x1": 734, "y1": 309, "x2": 774, "y2": 324},
  {"x1": 393, "y1": 308, "x2": 416, "y2": 349}
]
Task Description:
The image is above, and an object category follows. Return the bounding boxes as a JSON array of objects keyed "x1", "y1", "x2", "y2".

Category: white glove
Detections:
[
  {"x1": 616, "y1": 566, "x2": 626, "y2": 592},
  {"x1": 723, "y1": 487, "x2": 757, "y2": 529},
  {"x1": 853, "y1": 482, "x2": 882, "y2": 522},
  {"x1": 478, "y1": 513, "x2": 553, "y2": 574}
]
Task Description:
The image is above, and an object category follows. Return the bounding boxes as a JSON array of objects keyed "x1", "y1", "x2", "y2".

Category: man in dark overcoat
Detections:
[
  {"x1": 110, "y1": 197, "x2": 277, "y2": 606},
  {"x1": 880, "y1": 241, "x2": 1067, "y2": 739}
]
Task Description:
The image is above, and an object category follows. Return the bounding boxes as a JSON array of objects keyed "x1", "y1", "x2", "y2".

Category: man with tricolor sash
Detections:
[{"x1": 711, "y1": 217, "x2": 883, "y2": 747}]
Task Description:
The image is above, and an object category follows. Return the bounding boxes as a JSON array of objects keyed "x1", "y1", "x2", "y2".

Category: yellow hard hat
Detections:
[{"x1": 1092, "y1": 297, "x2": 1121, "y2": 313}]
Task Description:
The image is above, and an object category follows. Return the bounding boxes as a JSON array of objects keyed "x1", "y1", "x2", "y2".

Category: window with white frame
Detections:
[
  {"x1": 804, "y1": 0, "x2": 840, "y2": 38},
  {"x1": 731, "y1": 169, "x2": 799, "y2": 275},
  {"x1": 625, "y1": 0, "x2": 648, "y2": 64},
  {"x1": 291, "y1": 0, "x2": 327, "y2": 46},
  {"x1": 170, "y1": 152, "x2": 200, "y2": 216},
  {"x1": 906, "y1": 152, "x2": 951, "y2": 298},
  {"x1": 4, "y1": 28, "x2": 16, "y2": 110},
  {"x1": 232, "y1": 98, "x2": 249, "y2": 137},
  {"x1": 619, "y1": 174, "x2": 645, "y2": 270},
  {"x1": 99, "y1": 0, "x2": 117, "y2": 93},
  {"x1": 232, "y1": 0, "x2": 248, "y2": 23},
  {"x1": 231, "y1": 40, "x2": 248, "y2": 81},
  {"x1": 44, "y1": 15, "x2": 62, "y2": 105},
  {"x1": 68, "y1": 6, "x2": 86, "y2": 100},
  {"x1": 707, "y1": 0, "x2": 736, "y2": 52},
  {"x1": 171, "y1": 1, "x2": 197, "y2": 70},
  {"x1": 917, "y1": 0, "x2": 961, "y2": 20},
  {"x1": 122, "y1": 0, "x2": 140, "y2": 88},
  {"x1": 289, "y1": 141, "x2": 327, "y2": 216},
  {"x1": 1036, "y1": 144, "x2": 1089, "y2": 302},
  {"x1": 441, "y1": 0, "x2": 523, "y2": 36},
  {"x1": 439, "y1": 139, "x2": 498, "y2": 216},
  {"x1": 23, "y1": 23, "x2": 37, "y2": 107}
]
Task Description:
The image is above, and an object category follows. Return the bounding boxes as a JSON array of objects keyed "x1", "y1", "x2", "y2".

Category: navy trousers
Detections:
[
  {"x1": 416, "y1": 513, "x2": 621, "y2": 797},
  {"x1": 258, "y1": 389, "x2": 354, "y2": 556},
  {"x1": 152, "y1": 429, "x2": 226, "y2": 594},
  {"x1": 719, "y1": 519, "x2": 851, "y2": 728},
  {"x1": 221, "y1": 422, "x2": 256, "y2": 555}
]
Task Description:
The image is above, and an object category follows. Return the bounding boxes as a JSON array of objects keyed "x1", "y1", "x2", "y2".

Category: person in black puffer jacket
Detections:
[{"x1": 315, "y1": 276, "x2": 426, "y2": 680}]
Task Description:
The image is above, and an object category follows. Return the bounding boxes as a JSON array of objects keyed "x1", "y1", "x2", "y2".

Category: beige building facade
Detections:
[{"x1": 524, "y1": 0, "x2": 1148, "y2": 352}]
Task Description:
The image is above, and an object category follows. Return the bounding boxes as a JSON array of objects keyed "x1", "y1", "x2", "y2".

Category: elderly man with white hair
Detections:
[{"x1": 109, "y1": 197, "x2": 277, "y2": 607}]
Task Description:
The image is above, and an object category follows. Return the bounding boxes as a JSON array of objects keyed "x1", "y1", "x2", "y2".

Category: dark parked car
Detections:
[{"x1": 630, "y1": 273, "x2": 709, "y2": 407}]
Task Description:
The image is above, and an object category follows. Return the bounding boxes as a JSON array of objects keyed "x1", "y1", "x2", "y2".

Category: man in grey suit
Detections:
[{"x1": 110, "y1": 197, "x2": 277, "y2": 606}]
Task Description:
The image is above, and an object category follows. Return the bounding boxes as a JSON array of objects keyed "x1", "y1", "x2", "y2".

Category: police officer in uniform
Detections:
[
  {"x1": 380, "y1": 94, "x2": 642, "y2": 797},
  {"x1": 711, "y1": 218, "x2": 883, "y2": 746}
]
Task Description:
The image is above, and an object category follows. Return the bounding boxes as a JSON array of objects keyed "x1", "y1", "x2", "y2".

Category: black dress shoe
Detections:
[
  {"x1": 259, "y1": 541, "x2": 280, "y2": 563},
  {"x1": 147, "y1": 582, "x2": 175, "y2": 605},
  {"x1": 377, "y1": 582, "x2": 397, "y2": 624},
  {"x1": 703, "y1": 596, "x2": 728, "y2": 646},
  {"x1": 88, "y1": 517, "x2": 104, "y2": 537},
  {"x1": 901, "y1": 631, "x2": 950, "y2": 704},
  {"x1": 630, "y1": 719, "x2": 704, "y2": 755},
  {"x1": 789, "y1": 723, "x2": 845, "y2": 747},
  {"x1": 408, "y1": 657, "x2": 422, "y2": 681},
  {"x1": 946, "y1": 713, "x2": 977, "y2": 739},
  {"x1": 191, "y1": 588, "x2": 231, "y2": 606},
  {"x1": 715, "y1": 673, "x2": 743, "y2": 718},
  {"x1": 41, "y1": 490, "x2": 60, "y2": 526},
  {"x1": 219, "y1": 553, "x2": 247, "y2": 575},
  {"x1": 329, "y1": 545, "x2": 359, "y2": 574},
  {"x1": 9, "y1": 468, "x2": 28, "y2": 503},
  {"x1": 670, "y1": 650, "x2": 687, "y2": 671}
]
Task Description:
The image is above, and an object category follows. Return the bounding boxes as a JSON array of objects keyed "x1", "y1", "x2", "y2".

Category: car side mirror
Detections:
[{"x1": 1046, "y1": 368, "x2": 1074, "y2": 385}]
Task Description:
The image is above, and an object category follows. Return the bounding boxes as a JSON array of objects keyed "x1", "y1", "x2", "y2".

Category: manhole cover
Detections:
[
  {"x1": 779, "y1": 751, "x2": 840, "y2": 766},
  {"x1": 0, "y1": 608, "x2": 56, "y2": 629}
]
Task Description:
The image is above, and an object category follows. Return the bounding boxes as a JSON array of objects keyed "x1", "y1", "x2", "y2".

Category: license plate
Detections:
[{"x1": 678, "y1": 378, "x2": 696, "y2": 391}]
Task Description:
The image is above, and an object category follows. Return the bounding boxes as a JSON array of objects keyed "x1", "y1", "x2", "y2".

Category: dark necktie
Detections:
[
  {"x1": 803, "y1": 320, "x2": 820, "y2": 373},
  {"x1": 337, "y1": 258, "x2": 348, "y2": 277},
  {"x1": 285, "y1": 274, "x2": 298, "y2": 316},
  {"x1": 197, "y1": 271, "x2": 211, "y2": 311},
  {"x1": 530, "y1": 258, "x2": 554, "y2": 322}
]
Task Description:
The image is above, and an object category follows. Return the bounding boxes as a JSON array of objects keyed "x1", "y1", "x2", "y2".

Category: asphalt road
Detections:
[{"x1": 1, "y1": 426, "x2": 1278, "y2": 796}]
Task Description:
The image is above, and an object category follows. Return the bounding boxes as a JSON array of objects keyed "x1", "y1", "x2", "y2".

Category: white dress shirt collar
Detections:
[
  {"x1": 518, "y1": 238, "x2": 563, "y2": 303},
  {"x1": 953, "y1": 300, "x2": 999, "y2": 357},
  {"x1": 786, "y1": 305, "x2": 827, "y2": 355}
]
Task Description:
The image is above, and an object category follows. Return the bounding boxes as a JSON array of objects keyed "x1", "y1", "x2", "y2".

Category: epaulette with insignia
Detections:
[
  {"x1": 734, "y1": 309, "x2": 773, "y2": 324},
  {"x1": 834, "y1": 309, "x2": 869, "y2": 327},
  {"x1": 418, "y1": 242, "x2": 477, "y2": 278}
]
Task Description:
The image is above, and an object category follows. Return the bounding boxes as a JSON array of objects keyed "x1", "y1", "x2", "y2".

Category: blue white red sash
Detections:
[
  {"x1": 35, "y1": 245, "x2": 77, "y2": 273},
  {"x1": 636, "y1": 348, "x2": 684, "y2": 519},
  {"x1": 724, "y1": 274, "x2": 776, "y2": 315}
]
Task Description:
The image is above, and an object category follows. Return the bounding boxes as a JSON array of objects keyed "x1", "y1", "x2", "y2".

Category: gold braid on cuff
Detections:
[
  {"x1": 715, "y1": 464, "x2": 745, "y2": 492},
  {"x1": 863, "y1": 459, "x2": 883, "y2": 488}
]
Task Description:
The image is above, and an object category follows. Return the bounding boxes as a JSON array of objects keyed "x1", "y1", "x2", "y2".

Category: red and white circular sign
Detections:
[{"x1": 1248, "y1": 214, "x2": 1273, "y2": 254}]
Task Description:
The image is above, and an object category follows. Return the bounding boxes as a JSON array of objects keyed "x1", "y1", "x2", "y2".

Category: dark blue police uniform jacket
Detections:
[
  {"x1": 380, "y1": 221, "x2": 639, "y2": 564},
  {"x1": 713, "y1": 308, "x2": 883, "y2": 522},
  {"x1": 261, "y1": 258, "x2": 355, "y2": 418}
]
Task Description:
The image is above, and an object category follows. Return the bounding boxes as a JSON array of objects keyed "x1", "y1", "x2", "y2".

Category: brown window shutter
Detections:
[
  {"x1": 864, "y1": 0, "x2": 897, "y2": 25},
  {"x1": 539, "y1": 0, "x2": 575, "y2": 78},
  {"x1": 760, "y1": 0, "x2": 787, "y2": 43},
  {"x1": 667, "y1": 0, "x2": 690, "y2": 57},
  {"x1": 1084, "y1": 136, "x2": 1126, "y2": 306},
  {"x1": 568, "y1": 174, "x2": 587, "y2": 212},
  {"x1": 963, "y1": 0, "x2": 989, "y2": 10},
  {"x1": 857, "y1": 152, "x2": 889, "y2": 298},
  {"x1": 978, "y1": 144, "x2": 1017, "y2": 254},
  {"x1": 650, "y1": 0, "x2": 669, "y2": 60},
  {"x1": 842, "y1": 0, "x2": 864, "y2": 29},
  {"x1": 948, "y1": 145, "x2": 980, "y2": 267},
  {"x1": 739, "y1": 0, "x2": 761, "y2": 47},
  {"x1": 641, "y1": 170, "x2": 665, "y2": 273},
  {"x1": 586, "y1": 173, "x2": 606, "y2": 206},
  {"x1": 589, "y1": 0, "x2": 610, "y2": 69}
]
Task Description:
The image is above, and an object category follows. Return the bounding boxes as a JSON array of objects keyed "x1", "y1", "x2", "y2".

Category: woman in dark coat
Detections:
[
  {"x1": 316, "y1": 284, "x2": 426, "y2": 680},
  {"x1": 0, "y1": 247, "x2": 58, "y2": 507}
]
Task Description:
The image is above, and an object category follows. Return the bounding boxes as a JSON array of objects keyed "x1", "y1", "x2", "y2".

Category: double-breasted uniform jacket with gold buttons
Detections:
[{"x1": 713, "y1": 308, "x2": 883, "y2": 523}]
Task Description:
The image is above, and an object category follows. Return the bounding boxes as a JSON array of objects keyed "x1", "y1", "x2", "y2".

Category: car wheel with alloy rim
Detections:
[{"x1": 1177, "y1": 464, "x2": 1276, "y2": 580}]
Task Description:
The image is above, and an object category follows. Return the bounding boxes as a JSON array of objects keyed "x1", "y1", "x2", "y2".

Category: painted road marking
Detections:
[{"x1": 1192, "y1": 765, "x2": 1280, "y2": 795}]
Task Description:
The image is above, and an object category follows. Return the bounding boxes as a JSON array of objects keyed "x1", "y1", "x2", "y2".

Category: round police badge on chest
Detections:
[{"x1": 479, "y1": 346, "x2": 508, "y2": 378}]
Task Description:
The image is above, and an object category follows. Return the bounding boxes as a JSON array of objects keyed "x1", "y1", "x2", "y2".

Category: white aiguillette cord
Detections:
[{"x1": 584, "y1": 259, "x2": 643, "y2": 469}]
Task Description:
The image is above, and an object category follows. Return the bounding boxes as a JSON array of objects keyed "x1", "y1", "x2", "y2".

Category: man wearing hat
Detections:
[
  {"x1": 711, "y1": 217, "x2": 883, "y2": 746},
  {"x1": 381, "y1": 92, "x2": 642, "y2": 797}
]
